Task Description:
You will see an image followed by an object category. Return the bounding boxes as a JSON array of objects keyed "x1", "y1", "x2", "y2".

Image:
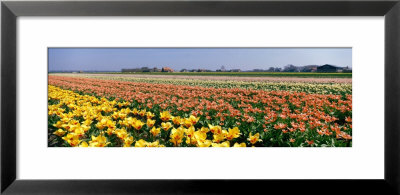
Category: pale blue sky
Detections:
[{"x1": 48, "y1": 48, "x2": 352, "y2": 72}]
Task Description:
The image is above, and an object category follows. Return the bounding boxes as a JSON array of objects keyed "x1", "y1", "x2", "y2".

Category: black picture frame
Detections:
[{"x1": 1, "y1": 0, "x2": 399, "y2": 194}]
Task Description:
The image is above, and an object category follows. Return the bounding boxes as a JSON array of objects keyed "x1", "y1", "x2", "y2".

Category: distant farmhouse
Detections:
[
  {"x1": 230, "y1": 69, "x2": 241, "y2": 72},
  {"x1": 161, "y1": 67, "x2": 174, "y2": 72},
  {"x1": 316, "y1": 64, "x2": 351, "y2": 73},
  {"x1": 317, "y1": 64, "x2": 338, "y2": 72}
]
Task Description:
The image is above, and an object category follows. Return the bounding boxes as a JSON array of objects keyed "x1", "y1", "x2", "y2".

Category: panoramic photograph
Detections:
[{"x1": 48, "y1": 48, "x2": 352, "y2": 147}]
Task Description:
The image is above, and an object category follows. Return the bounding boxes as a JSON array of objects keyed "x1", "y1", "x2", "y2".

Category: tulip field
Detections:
[{"x1": 48, "y1": 74, "x2": 352, "y2": 147}]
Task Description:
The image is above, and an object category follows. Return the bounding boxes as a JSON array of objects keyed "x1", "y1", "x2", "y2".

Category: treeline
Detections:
[
  {"x1": 122, "y1": 67, "x2": 174, "y2": 72},
  {"x1": 120, "y1": 64, "x2": 352, "y2": 73},
  {"x1": 249, "y1": 64, "x2": 352, "y2": 73}
]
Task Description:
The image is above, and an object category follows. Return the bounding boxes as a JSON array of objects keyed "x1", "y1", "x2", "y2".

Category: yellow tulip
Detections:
[
  {"x1": 233, "y1": 142, "x2": 246, "y2": 147},
  {"x1": 199, "y1": 127, "x2": 210, "y2": 133},
  {"x1": 53, "y1": 129, "x2": 66, "y2": 137},
  {"x1": 135, "y1": 139, "x2": 147, "y2": 147},
  {"x1": 160, "y1": 111, "x2": 172, "y2": 121},
  {"x1": 197, "y1": 140, "x2": 212, "y2": 147},
  {"x1": 62, "y1": 133, "x2": 81, "y2": 147},
  {"x1": 150, "y1": 127, "x2": 161, "y2": 137},
  {"x1": 193, "y1": 131, "x2": 207, "y2": 142},
  {"x1": 185, "y1": 126, "x2": 195, "y2": 138},
  {"x1": 123, "y1": 136, "x2": 134, "y2": 147},
  {"x1": 226, "y1": 127, "x2": 241, "y2": 140},
  {"x1": 81, "y1": 124, "x2": 90, "y2": 132},
  {"x1": 213, "y1": 131, "x2": 226, "y2": 143},
  {"x1": 79, "y1": 141, "x2": 88, "y2": 147},
  {"x1": 172, "y1": 116, "x2": 182, "y2": 125},
  {"x1": 161, "y1": 122, "x2": 173, "y2": 131},
  {"x1": 169, "y1": 128, "x2": 184, "y2": 146},
  {"x1": 188, "y1": 115, "x2": 200, "y2": 125},
  {"x1": 147, "y1": 119, "x2": 156, "y2": 128},
  {"x1": 73, "y1": 127, "x2": 85, "y2": 137},
  {"x1": 53, "y1": 121, "x2": 63, "y2": 128},
  {"x1": 115, "y1": 128, "x2": 128, "y2": 140},
  {"x1": 132, "y1": 120, "x2": 144, "y2": 130},
  {"x1": 248, "y1": 133, "x2": 262, "y2": 145},
  {"x1": 89, "y1": 135, "x2": 110, "y2": 147},
  {"x1": 182, "y1": 118, "x2": 193, "y2": 128},
  {"x1": 212, "y1": 141, "x2": 230, "y2": 147},
  {"x1": 131, "y1": 108, "x2": 139, "y2": 115},
  {"x1": 147, "y1": 140, "x2": 161, "y2": 147},
  {"x1": 146, "y1": 111, "x2": 155, "y2": 119},
  {"x1": 139, "y1": 109, "x2": 146, "y2": 117},
  {"x1": 208, "y1": 124, "x2": 222, "y2": 134}
]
